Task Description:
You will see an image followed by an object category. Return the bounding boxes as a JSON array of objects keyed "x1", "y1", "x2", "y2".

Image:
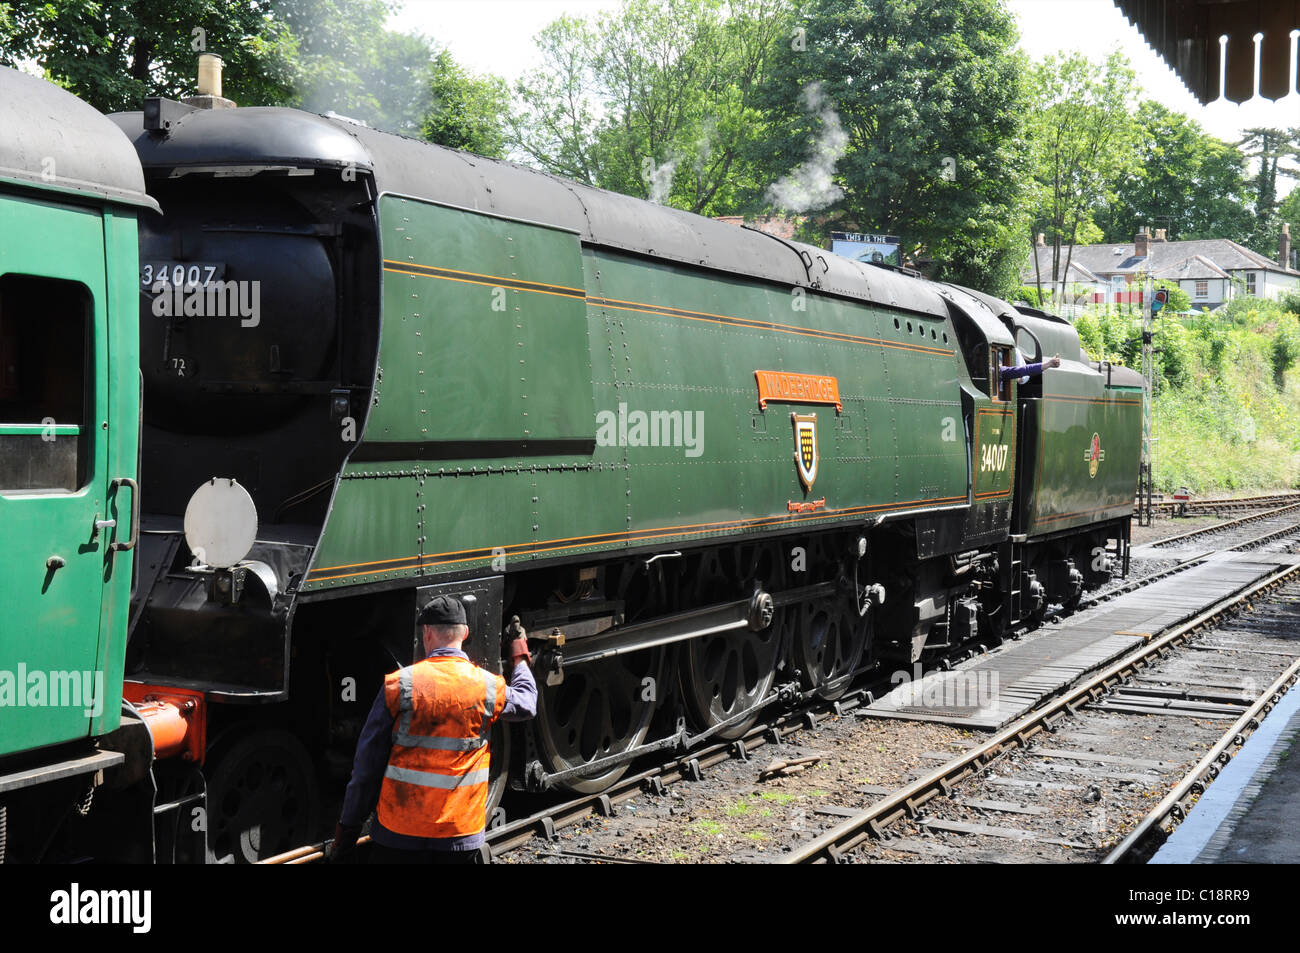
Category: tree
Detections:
[
  {"x1": 1279, "y1": 186, "x2": 1300, "y2": 270},
  {"x1": 1, "y1": 0, "x2": 511, "y2": 144},
  {"x1": 753, "y1": 0, "x2": 1031, "y2": 295},
  {"x1": 509, "y1": 0, "x2": 790, "y2": 215},
  {"x1": 1238, "y1": 127, "x2": 1300, "y2": 256},
  {"x1": 0, "y1": 0, "x2": 299, "y2": 113},
  {"x1": 1188, "y1": 139, "x2": 1259, "y2": 241},
  {"x1": 1096, "y1": 101, "x2": 1254, "y2": 244},
  {"x1": 276, "y1": 0, "x2": 437, "y2": 136},
  {"x1": 1153, "y1": 279, "x2": 1191, "y2": 313},
  {"x1": 422, "y1": 49, "x2": 510, "y2": 158},
  {"x1": 1026, "y1": 51, "x2": 1141, "y2": 304}
]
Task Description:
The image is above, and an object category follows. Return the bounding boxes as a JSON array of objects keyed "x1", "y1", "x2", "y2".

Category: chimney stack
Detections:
[
  {"x1": 1281, "y1": 223, "x2": 1292, "y2": 271},
  {"x1": 183, "y1": 53, "x2": 236, "y2": 109},
  {"x1": 1134, "y1": 228, "x2": 1150, "y2": 258},
  {"x1": 1154, "y1": 228, "x2": 1167, "y2": 242},
  {"x1": 1036, "y1": 232, "x2": 1045, "y2": 247}
]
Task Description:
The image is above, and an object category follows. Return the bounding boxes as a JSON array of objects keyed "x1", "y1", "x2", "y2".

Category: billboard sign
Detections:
[{"x1": 830, "y1": 231, "x2": 901, "y2": 266}]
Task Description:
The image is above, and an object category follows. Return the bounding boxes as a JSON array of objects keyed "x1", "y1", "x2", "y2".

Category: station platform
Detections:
[
  {"x1": 1149, "y1": 680, "x2": 1300, "y2": 863},
  {"x1": 859, "y1": 552, "x2": 1287, "y2": 730}
]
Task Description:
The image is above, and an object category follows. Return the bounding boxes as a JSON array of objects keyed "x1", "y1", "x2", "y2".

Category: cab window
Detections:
[
  {"x1": 990, "y1": 345, "x2": 1013, "y2": 402},
  {"x1": 0, "y1": 274, "x2": 92, "y2": 491}
]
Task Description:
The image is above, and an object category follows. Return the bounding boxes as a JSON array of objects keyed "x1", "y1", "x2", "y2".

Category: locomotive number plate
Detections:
[{"x1": 141, "y1": 261, "x2": 227, "y2": 289}]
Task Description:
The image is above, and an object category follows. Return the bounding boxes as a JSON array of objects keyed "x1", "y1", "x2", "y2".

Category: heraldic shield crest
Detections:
[{"x1": 792, "y1": 412, "x2": 818, "y2": 491}]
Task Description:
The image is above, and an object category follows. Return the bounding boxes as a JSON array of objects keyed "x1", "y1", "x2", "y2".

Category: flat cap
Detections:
[{"x1": 417, "y1": 595, "x2": 467, "y2": 627}]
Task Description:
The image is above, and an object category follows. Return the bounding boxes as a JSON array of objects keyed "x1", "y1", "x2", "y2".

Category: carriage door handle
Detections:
[{"x1": 110, "y1": 476, "x2": 140, "y2": 552}]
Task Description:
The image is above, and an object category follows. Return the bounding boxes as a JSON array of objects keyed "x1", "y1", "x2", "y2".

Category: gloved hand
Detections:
[
  {"x1": 331, "y1": 822, "x2": 362, "y2": 864},
  {"x1": 502, "y1": 615, "x2": 531, "y2": 666}
]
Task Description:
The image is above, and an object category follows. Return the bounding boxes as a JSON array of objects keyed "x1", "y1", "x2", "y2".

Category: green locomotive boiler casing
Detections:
[
  {"x1": 0, "y1": 66, "x2": 156, "y2": 856},
  {"x1": 307, "y1": 194, "x2": 1009, "y2": 590}
]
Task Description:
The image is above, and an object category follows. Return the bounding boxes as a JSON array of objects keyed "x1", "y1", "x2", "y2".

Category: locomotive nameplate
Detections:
[{"x1": 755, "y1": 370, "x2": 842, "y2": 412}]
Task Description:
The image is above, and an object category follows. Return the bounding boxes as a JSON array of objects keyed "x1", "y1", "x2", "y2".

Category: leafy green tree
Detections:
[
  {"x1": 1, "y1": 0, "x2": 512, "y2": 145},
  {"x1": 276, "y1": 0, "x2": 442, "y2": 136},
  {"x1": 1096, "y1": 101, "x2": 1254, "y2": 244},
  {"x1": 1238, "y1": 127, "x2": 1300, "y2": 257},
  {"x1": 510, "y1": 0, "x2": 789, "y2": 215},
  {"x1": 422, "y1": 49, "x2": 510, "y2": 158},
  {"x1": 1026, "y1": 51, "x2": 1141, "y2": 303},
  {"x1": 0, "y1": 4, "x2": 14, "y2": 49},
  {"x1": 0, "y1": 0, "x2": 299, "y2": 112},
  {"x1": 1153, "y1": 279, "x2": 1191, "y2": 313},
  {"x1": 754, "y1": 0, "x2": 1031, "y2": 295}
]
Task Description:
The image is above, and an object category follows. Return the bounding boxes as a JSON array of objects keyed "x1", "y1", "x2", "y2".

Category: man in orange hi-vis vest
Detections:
[{"x1": 332, "y1": 595, "x2": 537, "y2": 863}]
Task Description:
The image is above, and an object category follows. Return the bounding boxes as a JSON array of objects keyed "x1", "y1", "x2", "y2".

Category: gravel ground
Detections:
[
  {"x1": 1130, "y1": 515, "x2": 1223, "y2": 547},
  {"x1": 506, "y1": 715, "x2": 979, "y2": 863}
]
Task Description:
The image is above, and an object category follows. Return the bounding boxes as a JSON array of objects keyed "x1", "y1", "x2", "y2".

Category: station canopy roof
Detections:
[{"x1": 1113, "y1": 0, "x2": 1300, "y2": 103}]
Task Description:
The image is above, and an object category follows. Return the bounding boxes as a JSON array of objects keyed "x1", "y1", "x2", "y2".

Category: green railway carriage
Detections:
[
  {"x1": 0, "y1": 66, "x2": 156, "y2": 860},
  {"x1": 104, "y1": 92, "x2": 1139, "y2": 859}
]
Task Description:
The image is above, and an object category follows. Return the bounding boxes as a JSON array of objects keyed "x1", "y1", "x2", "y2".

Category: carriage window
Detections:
[{"x1": 0, "y1": 274, "x2": 92, "y2": 491}]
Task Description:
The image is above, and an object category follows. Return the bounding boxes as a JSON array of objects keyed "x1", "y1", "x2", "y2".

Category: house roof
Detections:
[
  {"x1": 1163, "y1": 254, "x2": 1231, "y2": 281},
  {"x1": 1024, "y1": 237, "x2": 1296, "y2": 282},
  {"x1": 1026, "y1": 258, "x2": 1102, "y2": 284}
]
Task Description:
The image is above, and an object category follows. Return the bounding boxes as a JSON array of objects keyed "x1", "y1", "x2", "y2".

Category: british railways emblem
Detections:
[{"x1": 1085, "y1": 432, "x2": 1105, "y2": 479}]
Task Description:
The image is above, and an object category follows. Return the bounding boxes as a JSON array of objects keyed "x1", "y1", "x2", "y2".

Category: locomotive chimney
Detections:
[
  {"x1": 1281, "y1": 222, "x2": 1292, "y2": 270},
  {"x1": 183, "y1": 53, "x2": 236, "y2": 109},
  {"x1": 198, "y1": 53, "x2": 222, "y2": 97},
  {"x1": 1134, "y1": 228, "x2": 1150, "y2": 258}
]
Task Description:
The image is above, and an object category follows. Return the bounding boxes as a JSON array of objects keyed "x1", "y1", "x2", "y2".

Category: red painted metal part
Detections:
[{"x1": 123, "y1": 682, "x2": 207, "y2": 765}]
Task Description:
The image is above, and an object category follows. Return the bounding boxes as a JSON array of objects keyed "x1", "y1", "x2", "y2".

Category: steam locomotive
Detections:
[{"x1": 0, "y1": 60, "x2": 1142, "y2": 863}]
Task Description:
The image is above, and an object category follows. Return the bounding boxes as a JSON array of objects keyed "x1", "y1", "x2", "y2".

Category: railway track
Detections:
[
  {"x1": 783, "y1": 563, "x2": 1300, "y2": 864},
  {"x1": 1103, "y1": 654, "x2": 1300, "y2": 864},
  {"x1": 1147, "y1": 502, "x2": 1300, "y2": 551},
  {"x1": 1144, "y1": 491, "x2": 1300, "y2": 516},
  {"x1": 262, "y1": 517, "x2": 1300, "y2": 866}
]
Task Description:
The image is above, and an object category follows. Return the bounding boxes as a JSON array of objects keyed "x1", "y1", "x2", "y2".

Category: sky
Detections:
[{"x1": 387, "y1": 0, "x2": 1300, "y2": 195}]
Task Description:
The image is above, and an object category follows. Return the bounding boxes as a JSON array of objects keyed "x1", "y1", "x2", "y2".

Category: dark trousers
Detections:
[{"x1": 369, "y1": 843, "x2": 485, "y2": 864}]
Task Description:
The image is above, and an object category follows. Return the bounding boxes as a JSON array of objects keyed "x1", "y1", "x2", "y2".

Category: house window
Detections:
[
  {"x1": 1246, "y1": 273, "x2": 1257, "y2": 295},
  {"x1": 1195, "y1": 280, "x2": 1208, "y2": 298}
]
